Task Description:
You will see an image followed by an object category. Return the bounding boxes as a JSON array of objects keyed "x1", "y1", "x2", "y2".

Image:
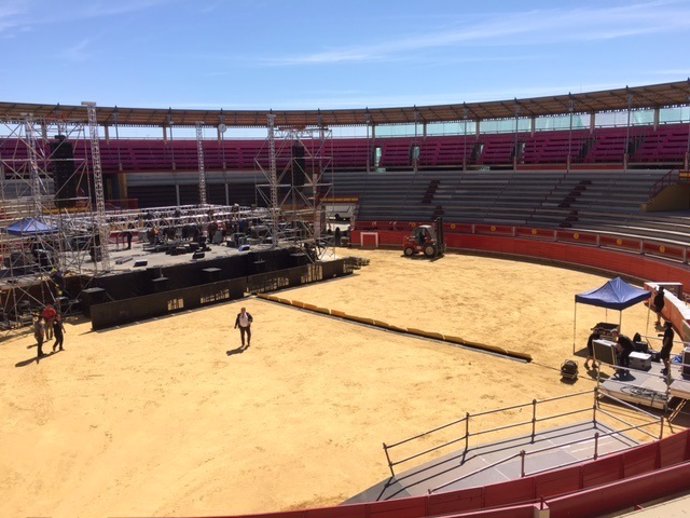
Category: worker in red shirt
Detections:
[{"x1": 42, "y1": 304, "x2": 57, "y2": 340}]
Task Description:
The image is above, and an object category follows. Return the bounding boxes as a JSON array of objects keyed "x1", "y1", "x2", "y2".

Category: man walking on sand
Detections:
[
  {"x1": 234, "y1": 307, "x2": 253, "y2": 348},
  {"x1": 52, "y1": 314, "x2": 66, "y2": 352},
  {"x1": 34, "y1": 316, "x2": 45, "y2": 362}
]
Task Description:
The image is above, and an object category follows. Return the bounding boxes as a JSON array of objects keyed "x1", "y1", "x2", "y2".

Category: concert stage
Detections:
[
  {"x1": 0, "y1": 236, "x2": 356, "y2": 331},
  {"x1": 85, "y1": 242, "x2": 356, "y2": 330},
  {"x1": 90, "y1": 240, "x2": 286, "y2": 274}
]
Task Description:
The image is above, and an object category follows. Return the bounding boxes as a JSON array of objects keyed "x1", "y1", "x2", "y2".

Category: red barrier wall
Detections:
[
  {"x1": 196, "y1": 432, "x2": 690, "y2": 518},
  {"x1": 547, "y1": 461, "x2": 690, "y2": 517},
  {"x1": 350, "y1": 229, "x2": 690, "y2": 291}
]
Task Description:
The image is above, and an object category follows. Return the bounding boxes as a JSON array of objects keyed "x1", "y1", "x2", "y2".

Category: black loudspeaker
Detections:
[
  {"x1": 133, "y1": 260, "x2": 148, "y2": 267},
  {"x1": 192, "y1": 251, "x2": 205, "y2": 260},
  {"x1": 81, "y1": 287, "x2": 107, "y2": 317},
  {"x1": 50, "y1": 135, "x2": 78, "y2": 208},
  {"x1": 292, "y1": 144, "x2": 306, "y2": 187},
  {"x1": 683, "y1": 348, "x2": 690, "y2": 379},
  {"x1": 202, "y1": 267, "x2": 221, "y2": 283},
  {"x1": 151, "y1": 276, "x2": 169, "y2": 292}
]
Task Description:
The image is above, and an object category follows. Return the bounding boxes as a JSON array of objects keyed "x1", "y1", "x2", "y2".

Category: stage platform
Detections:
[
  {"x1": 346, "y1": 421, "x2": 637, "y2": 503},
  {"x1": 83, "y1": 241, "x2": 275, "y2": 275},
  {"x1": 0, "y1": 241, "x2": 292, "y2": 292},
  {"x1": 598, "y1": 360, "x2": 690, "y2": 411}
]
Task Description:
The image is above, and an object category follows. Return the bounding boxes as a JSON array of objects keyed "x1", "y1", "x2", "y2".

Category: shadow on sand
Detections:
[
  {"x1": 226, "y1": 344, "x2": 250, "y2": 356},
  {"x1": 15, "y1": 348, "x2": 64, "y2": 368}
]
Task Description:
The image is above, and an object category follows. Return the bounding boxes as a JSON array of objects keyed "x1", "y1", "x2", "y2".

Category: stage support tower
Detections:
[
  {"x1": 24, "y1": 116, "x2": 43, "y2": 217},
  {"x1": 255, "y1": 115, "x2": 333, "y2": 260},
  {"x1": 266, "y1": 114, "x2": 280, "y2": 247},
  {"x1": 82, "y1": 102, "x2": 110, "y2": 272},
  {"x1": 196, "y1": 122, "x2": 208, "y2": 206}
]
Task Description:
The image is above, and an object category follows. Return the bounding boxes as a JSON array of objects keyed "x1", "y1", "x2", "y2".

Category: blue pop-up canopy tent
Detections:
[
  {"x1": 4, "y1": 217, "x2": 57, "y2": 236},
  {"x1": 575, "y1": 277, "x2": 651, "y2": 310},
  {"x1": 573, "y1": 277, "x2": 651, "y2": 352}
]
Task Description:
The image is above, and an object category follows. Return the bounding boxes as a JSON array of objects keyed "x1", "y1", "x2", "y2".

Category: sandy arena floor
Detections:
[{"x1": 0, "y1": 249, "x2": 669, "y2": 517}]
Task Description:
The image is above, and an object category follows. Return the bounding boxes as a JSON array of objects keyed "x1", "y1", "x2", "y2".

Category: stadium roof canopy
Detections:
[{"x1": 0, "y1": 80, "x2": 688, "y2": 128}]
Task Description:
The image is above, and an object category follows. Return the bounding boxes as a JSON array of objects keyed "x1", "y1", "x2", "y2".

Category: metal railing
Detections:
[
  {"x1": 648, "y1": 169, "x2": 680, "y2": 199},
  {"x1": 383, "y1": 389, "x2": 604, "y2": 478},
  {"x1": 427, "y1": 390, "x2": 662, "y2": 494}
]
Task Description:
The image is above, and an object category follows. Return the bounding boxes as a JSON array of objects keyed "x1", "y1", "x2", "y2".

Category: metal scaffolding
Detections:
[
  {"x1": 254, "y1": 116, "x2": 333, "y2": 261},
  {"x1": 83, "y1": 102, "x2": 110, "y2": 271},
  {"x1": 0, "y1": 111, "x2": 105, "y2": 330},
  {"x1": 0, "y1": 103, "x2": 339, "y2": 331},
  {"x1": 196, "y1": 122, "x2": 208, "y2": 206}
]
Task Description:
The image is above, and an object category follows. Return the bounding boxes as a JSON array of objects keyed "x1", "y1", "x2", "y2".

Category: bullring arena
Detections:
[
  {"x1": 2, "y1": 80, "x2": 690, "y2": 518},
  {"x1": 0, "y1": 251, "x2": 669, "y2": 517}
]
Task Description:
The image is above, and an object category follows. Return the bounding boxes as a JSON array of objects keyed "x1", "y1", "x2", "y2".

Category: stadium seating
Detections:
[
  {"x1": 2, "y1": 124, "x2": 688, "y2": 239},
  {"x1": 1, "y1": 123, "x2": 687, "y2": 173},
  {"x1": 328, "y1": 169, "x2": 690, "y2": 243}
]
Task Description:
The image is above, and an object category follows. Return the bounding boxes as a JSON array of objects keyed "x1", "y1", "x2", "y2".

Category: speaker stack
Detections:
[
  {"x1": 50, "y1": 135, "x2": 79, "y2": 208},
  {"x1": 292, "y1": 143, "x2": 306, "y2": 188}
]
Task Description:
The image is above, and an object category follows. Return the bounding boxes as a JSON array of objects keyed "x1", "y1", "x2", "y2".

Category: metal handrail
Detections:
[
  {"x1": 388, "y1": 435, "x2": 468, "y2": 469},
  {"x1": 535, "y1": 407, "x2": 592, "y2": 423},
  {"x1": 428, "y1": 451, "x2": 523, "y2": 493},
  {"x1": 385, "y1": 415, "x2": 469, "y2": 449},
  {"x1": 384, "y1": 390, "x2": 594, "y2": 476},
  {"x1": 469, "y1": 419, "x2": 534, "y2": 438},
  {"x1": 428, "y1": 419, "x2": 659, "y2": 494},
  {"x1": 596, "y1": 408, "x2": 659, "y2": 440},
  {"x1": 384, "y1": 387, "x2": 668, "y2": 478},
  {"x1": 648, "y1": 169, "x2": 680, "y2": 199}
]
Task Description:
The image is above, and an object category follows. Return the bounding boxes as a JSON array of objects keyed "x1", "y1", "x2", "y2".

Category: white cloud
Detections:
[
  {"x1": 0, "y1": 0, "x2": 174, "y2": 34},
  {"x1": 60, "y1": 37, "x2": 91, "y2": 62},
  {"x1": 0, "y1": 0, "x2": 26, "y2": 34},
  {"x1": 264, "y1": 1, "x2": 690, "y2": 66}
]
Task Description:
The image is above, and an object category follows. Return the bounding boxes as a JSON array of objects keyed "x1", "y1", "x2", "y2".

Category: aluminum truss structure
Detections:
[
  {"x1": 0, "y1": 111, "x2": 108, "y2": 330},
  {"x1": 195, "y1": 122, "x2": 208, "y2": 206},
  {"x1": 254, "y1": 115, "x2": 334, "y2": 261},
  {"x1": 83, "y1": 102, "x2": 111, "y2": 271}
]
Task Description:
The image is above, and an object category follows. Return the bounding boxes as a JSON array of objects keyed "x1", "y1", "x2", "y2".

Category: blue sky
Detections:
[{"x1": 1, "y1": 0, "x2": 690, "y2": 110}]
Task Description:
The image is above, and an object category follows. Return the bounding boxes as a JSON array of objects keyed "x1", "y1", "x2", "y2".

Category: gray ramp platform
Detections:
[
  {"x1": 346, "y1": 421, "x2": 637, "y2": 504},
  {"x1": 599, "y1": 361, "x2": 690, "y2": 410}
]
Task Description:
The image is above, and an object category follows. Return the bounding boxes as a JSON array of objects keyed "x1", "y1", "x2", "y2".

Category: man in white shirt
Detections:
[{"x1": 234, "y1": 307, "x2": 253, "y2": 348}]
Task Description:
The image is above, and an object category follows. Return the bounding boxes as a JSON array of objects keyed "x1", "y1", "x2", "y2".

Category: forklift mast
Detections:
[{"x1": 434, "y1": 217, "x2": 445, "y2": 251}]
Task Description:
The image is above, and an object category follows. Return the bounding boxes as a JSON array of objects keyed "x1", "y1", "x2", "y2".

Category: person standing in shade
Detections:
[
  {"x1": 653, "y1": 286, "x2": 665, "y2": 327},
  {"x1": 34, "y1": 316, "x2": 45, "y2": 361},
  {"x1": 616, "y1": 334, "x2": 634, "y2": 376},
  {"x1": 584, "y1": 329, "x2": 601, "y2": 370},
  {"x1": 125, "y1": 223, "x2": 134, "y2": 250},
  {"x1": 42, "y1": 304, "x2": 57, "y2": 340},
  {"x1": 659, "y1": 320, "x2": 675, "y2": 377},
  {"x1": 234, "y1": 307, "x2": 253, "y2": 348},
  {"x1": 52, "y1": 315, "x2": 66, "y2": 352}
]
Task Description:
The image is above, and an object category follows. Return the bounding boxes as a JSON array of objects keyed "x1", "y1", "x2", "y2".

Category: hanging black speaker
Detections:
[
  {"x1": 292, "y1": 143, "x2": 306, "y2": 187},
  {"x1": 50, "y1": 135, "x2": 78, "y2": 208}
]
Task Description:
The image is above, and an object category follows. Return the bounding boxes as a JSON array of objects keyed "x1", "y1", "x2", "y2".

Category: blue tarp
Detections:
[
  {"x1": 574, "y1": 277, "x2": 651, "y2": 311},
  {"x1": 5, "y1": 218, "x2": 57, "y2": 236}
]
